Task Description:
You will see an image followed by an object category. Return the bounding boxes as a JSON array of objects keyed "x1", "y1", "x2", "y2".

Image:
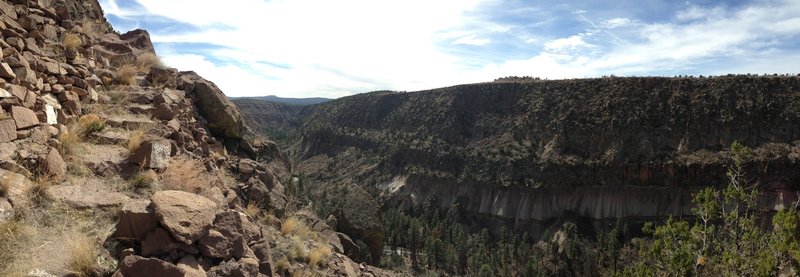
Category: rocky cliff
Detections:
[
  {"x1": 293, "y1": 76, "x2": 800, "y2": 239},
  {"x1": 0, "y1": 1, "x2": 390, "y2": 276}
]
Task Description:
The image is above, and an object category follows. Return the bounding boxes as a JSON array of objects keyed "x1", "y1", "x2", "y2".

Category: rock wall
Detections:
[{"x1": 294, "y1": 76, "x2": 800, "y2": 237}]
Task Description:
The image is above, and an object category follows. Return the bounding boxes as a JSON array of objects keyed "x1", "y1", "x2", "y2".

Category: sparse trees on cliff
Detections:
[{"x1": 621, "y1": 142, "x2": 800, "y2": 276}]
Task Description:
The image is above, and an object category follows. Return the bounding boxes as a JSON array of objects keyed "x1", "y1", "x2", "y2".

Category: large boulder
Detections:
[
  {"x1": 114, "y1": 255, "x2": 184, "y2": 277},
  {"x1": 151, "y1": 190, "x2": 217, "y2": 244},
  {"x1": 198, "y1": 211, "x2": 260, "y2": 259},
  {"x1": 0, "y1": 119, "x2": 16, "y2": 143},
  {"x1": 0, "y1": 168, "x2": 33, "y2": 207},
  {"x1": 109, "y1": 199, "x2": 158, "y2": 241},
  {"x1": 335, "y1": 186, "x2": 387, "y2": 264},
  {"x1": 129, "y1": 139, "x2": 171, "y2": 169},
  {"x1": 11, "y1": 105, "x2": 38, "y2": 129},
  {"x1": 178, "y1": 72, "x2": 244, "y2": 139}
]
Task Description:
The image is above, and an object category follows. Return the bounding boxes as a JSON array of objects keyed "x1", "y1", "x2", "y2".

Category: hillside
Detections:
[
  {"x1": 0, "y1": 1, "x2": 389, "y2": 276},
  {"x1": 277, "y1": 75, "x2": 800, "y2": 274},
  {"x1": 232, "y1": 98, "x2": 306, "y2": 142}
]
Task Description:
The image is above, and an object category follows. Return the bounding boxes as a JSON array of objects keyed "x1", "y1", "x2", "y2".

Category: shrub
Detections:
[
  {"x1": 243, "y1": 202, "x2": 261, "y2": 219},
  {"x1": 130, "y1": 170, "x2": 157, "y2": 190},
  {"x1": 281, "y1": 217, "x2": 310, "y2": 239},
  {"x1": 77, "y1": 114, "x2": 105, "y2": 136},
  {"x1": 161, "y1": 156, "x2": 212, "y2": 196},
  {"x1": 62, "y1": 33, "x2": 82, "y2": 50},
  {"x1": 66, "y1": 233, "x2": 99, "y2": 277},
  {"x1": 136, "y1": 53, "x2": 162, "y2": 72},
  {"x1": 309, "y1": 244, "x2": 332, "y2": 268},
  {"x1": 127, "y1": 128, "x2": 147, "y2": 154},
  {"x1": 115, "y1": 64, "x2": 138, "y2": 86}
]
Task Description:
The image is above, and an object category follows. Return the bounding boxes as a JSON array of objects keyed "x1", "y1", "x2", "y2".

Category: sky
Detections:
[{"x1": 98, "y1": 0, "x2": 800, "y2": 98}]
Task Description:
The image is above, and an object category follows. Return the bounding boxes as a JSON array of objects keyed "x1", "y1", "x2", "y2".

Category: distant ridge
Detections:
[{"x1": 233, "y1": 95, "x2": 331, "y2": 106}]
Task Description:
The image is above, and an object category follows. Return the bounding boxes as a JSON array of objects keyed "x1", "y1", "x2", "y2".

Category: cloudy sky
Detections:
[{"x1": 99, "y1": 0, "x2": 800, "y2": 98}]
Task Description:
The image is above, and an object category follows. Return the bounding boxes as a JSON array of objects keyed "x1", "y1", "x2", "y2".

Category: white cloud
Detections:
[
  {"x1": 603, "y1": 18, "x2": 633, "y2": 29},
  {"x1": 100, "y1": 0, "x2": 800, "y2": 97},
  {"x1": 543, "y1": 35, "x2": 592, "y2": 52},
  {"x1": 453, "y1": 34, "x2": 491, "y2": 46}
]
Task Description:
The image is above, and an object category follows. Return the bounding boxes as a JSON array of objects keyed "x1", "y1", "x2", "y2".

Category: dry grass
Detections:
[
  {"x1": 66, "y1": 233, "x2": 99, "y2": 277},
  {"x1": 130, "y1": 170, "x2": 157, "y2": 190},
  {"x1": 309, "y1": 244, "x2": 332, "y2": 268},
  {"x1": 281, "y1": 217, "x2": 311, "y2": 239},
  {"x1": 77, "y1": 114, "x2": 105, "y2": 136},
  {"x1": 115, "y1": 64, "x2": 138, "y2": 86},
  {"x1": 80, "y1": 19, "x2": 103, "y2": 37},
  {"x1": 243, "y1": 202, "x2": 262, "y2": 219},
  {"x1": 62, "y1": 33, "x2": 82, "y2": 50},
  {"x1": 136, "y1": 53, "x2": 162, "y2": 73},
  {"x1": 29, "y1": 175, "x2": 56, "y2": 206},
  {"x1": 161, "y1": 156, "x2": 214, "y2": 196},
  {"x1": 0, "y1": 219, "x2": 32, "y2": 275},
  {"x1": 288, "y1": 236, "x2": 309, "y2": 262},
  {"x1": 101, "y1": 76, "x2": 113, "y2": 88},
  {"x1": 127, "y1": 128, "x2": 147, "y2": 154},
  {"x1": 275, "y1": 257, "x2": 290, "y2": 271}
]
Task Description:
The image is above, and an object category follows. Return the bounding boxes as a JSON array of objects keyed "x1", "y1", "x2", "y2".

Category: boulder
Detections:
[
  {"x1": 151, "y1": 190, "x2": 217, "y2": 244},
  {"x1": 130, "y1": 139, "x2": 171, "y2": 169},
  {"x1": 206, "y1": 253, "x2": 260, "y2": 277},
  {"x1": 11, "y1": 106, "x2": 38, "y2": 129},
  {"x1": 110, "y1": 199, "x2": 158, "y2": 241},
  {"x1": 43, "y1": 147, "x2": 65, "y2": 182},
  {"x1": 251, "y1": 240, "x2": 274, "y2": 276},
  {"x1": 0, "y1": 88, "x2": 11, "y2": 98},
  {"x1": 0, "y1": 119, "x2": 16, "y2": 143},
  {"x1": 0, "y1": 62, "x2": 15, "y2": 79},
  {"x1": 141, "y1": 227, "x2": 198, "y2": 257},
  {"x1": 198, "y1": 211, "x2": 259, "y2": 259},
  {"x1": 178, "y1": 72, "x2": 244, "y2": 139},
  {"x1": 46, "y1": 184, "x2": 131, "y2": 209},
  {"x1": 335, "y1": 187, "x2": 387, "y2": 264},
  {"x1": 176, "y1": 255, "x2": 206, "y2": 277},
  {"x1": 115, "y1": 255, "x2": 184, "y2": 277},
  {"x1": 0, "y1": 168, "x2": 32, "y2": 207},
  {"x1": 43, "y1": 104, "x2": 56, "y2": 125}
]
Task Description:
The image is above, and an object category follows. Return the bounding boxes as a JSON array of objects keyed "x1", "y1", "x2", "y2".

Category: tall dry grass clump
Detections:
[
  {"x1": 66, "y1": 233, "x2": 100, "y2": 277},
  {"x1": 77, "y1": 114, "x2": 105, "y2": 136},
  {"x1": 161, "y1": 156, "x2": 215, "y2": 197},
  {"x1": 309, "y1": 244, "x2": 332, "y2": 268},
  {"x1": 136, "y1": 52, "x2": 162, "y2": 72},
  {"x1": 115, "y1": 64, "x2": 138, "y2": 86},
  {"x1": 127, "y1": 127, "x2": 149, "y2": 154},
  {"x1": 62, "y1": 33, "x2": 82, "y2": 50}
]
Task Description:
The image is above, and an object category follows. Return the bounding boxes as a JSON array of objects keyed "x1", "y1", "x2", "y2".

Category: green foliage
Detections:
[{"x1": 623, "y1": 142, "x2": 800, "y2": 275}]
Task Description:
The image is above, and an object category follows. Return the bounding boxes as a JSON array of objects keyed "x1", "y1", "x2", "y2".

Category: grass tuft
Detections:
[
  {"x1": 115, "y1": 65, "x2": 138, "y2": 86},
  {"x1": 135, "y1": 53, "x2": 162, "y2": 73},
  {"x1": 309, "y1": 244, "x2": 332, "y2": 268},
  {"x1": 77, "y1": 114, "x2": 105, "y2": 136},
  {"x1": 281, "y1": 217, "x2": 311, "y2": 239},
  {"x1": 127, "y1": 128, "x2": 147, "y2": 154},
  {"x1": 66, "y1": 233, "x2": 99, "y2": 277},
  {"x1": 62, "y1": 33, "x2": 82, "y2": 50}
]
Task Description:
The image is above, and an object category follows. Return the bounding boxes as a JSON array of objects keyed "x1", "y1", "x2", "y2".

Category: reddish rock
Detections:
[
  {"x1": 141, "y1": 227, "x2": 197, "y2": 257},
  {"x1": 130, "y1": 139, "x2": 171, "y2": 169},
  {"x1": 43, "y1": 147, "x2": 65, "y2": 182},
  {"x1": 11, "y1": 106, "x2": 38, "y2": 129},
  {"x1": 0, "y1": 62, "x2": 15, "y2": 79},
  {"x1": 0, "y1": 119, "x2": 16, "y2": 143},
  {"x1": 110, "y1": 199, "x2": 158, "y2": 241},
  {"x1": 116, "y1": 255, "x2": 184, "y2": 277},
  {"x1": 151, "y1": 190, "x2": 217, "y2": 244}
]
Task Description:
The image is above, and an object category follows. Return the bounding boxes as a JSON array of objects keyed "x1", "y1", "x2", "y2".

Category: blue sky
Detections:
[{"x1": 99, "y1": 0, "x2": 800, "y2": 98}]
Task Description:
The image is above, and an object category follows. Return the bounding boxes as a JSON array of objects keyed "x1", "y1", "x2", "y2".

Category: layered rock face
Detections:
[{"x1": 294, "y1": 76, "x2": 800, "y2": 237}]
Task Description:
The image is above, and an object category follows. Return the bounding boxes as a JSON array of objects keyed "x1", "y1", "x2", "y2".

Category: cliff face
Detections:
[
  {"x1": 293, "y1": 76, "x2": 800, "y2": 237},
  {"x1": 233, "y1": 98, "x2": 305, "y2": 142}
]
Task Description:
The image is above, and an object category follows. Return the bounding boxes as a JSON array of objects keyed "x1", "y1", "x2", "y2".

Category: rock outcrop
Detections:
[
  {"x1": 290, "y1": 76, "x2": 800, "y2": 240},
  {"x1": 178, "y1": 72, "x2": 245, "y2": 139}
]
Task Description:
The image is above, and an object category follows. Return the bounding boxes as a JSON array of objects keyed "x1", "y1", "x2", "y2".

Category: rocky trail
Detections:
[{"x1": 0, "y1": 0, "x2": 400, "y2": 276}]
